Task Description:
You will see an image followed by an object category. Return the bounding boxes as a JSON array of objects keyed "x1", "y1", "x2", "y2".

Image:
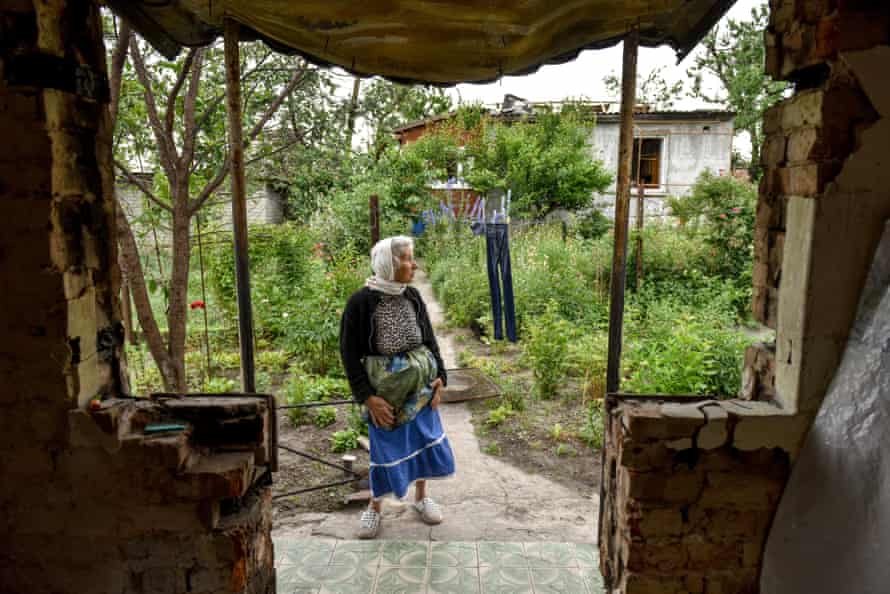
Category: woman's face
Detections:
[{"x1": 394, "y1": 246, "x2": 417, "y2": 283}]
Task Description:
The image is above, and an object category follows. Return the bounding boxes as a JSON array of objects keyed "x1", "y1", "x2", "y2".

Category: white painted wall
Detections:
[{"x1": 590, "y1": 117, "x2": 734, "y2": 221}]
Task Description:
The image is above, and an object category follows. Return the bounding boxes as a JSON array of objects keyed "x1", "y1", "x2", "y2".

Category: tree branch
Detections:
[
  {"x1": 246, "y1": 65, "x2": 307, "y2": 141},
  {"x1": 188, "y1": 158, "x2": 231, "y2": 215},
  {"x1": 128, "y1": 37, "x2": 178, "y2": 180},
  {"x1": 114, "y1": 158, "x2": 174, "y2": 213},
  {"x1": 164, "y1": 48, "x2": 197, "y2": 141},
  {"x1": 108, "y1": 18, "x2": 131, "y2": 131},
  {"x1": 187, "y1": 62, "x2": 307, "y2": 215},
  {"x1": 179, "y1": 48, "x2": 205, "y2": 170}
]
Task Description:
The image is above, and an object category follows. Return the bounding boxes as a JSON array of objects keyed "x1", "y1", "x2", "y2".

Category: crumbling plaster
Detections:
[{"x1": 776, "y1": 46, "x2": 890, "y2": 417}]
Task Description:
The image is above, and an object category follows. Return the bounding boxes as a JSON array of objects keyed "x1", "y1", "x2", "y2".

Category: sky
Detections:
[
  {"x1": 447, "y1": 0, "x2": 763, "y2": 110},
  {"x1": 338, "y1": 0, "x2": 764, "y2": 156}
]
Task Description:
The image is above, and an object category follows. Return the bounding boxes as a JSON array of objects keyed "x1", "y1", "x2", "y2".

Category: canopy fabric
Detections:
[{"x1": 108, "y1": 0, "x2": 736, "y2": 84}]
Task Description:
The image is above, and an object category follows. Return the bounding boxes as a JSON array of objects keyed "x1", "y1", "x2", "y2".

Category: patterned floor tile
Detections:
[
  {"x1": 579, "y1": 567, "x2": 607, "y2": 594},
  {"x1": 277, "y1": 564, "x2": 328, "y2": 590},
  {"x1": 524, "y1": 542, "x2": 577, "y2": 568},
  {"x1": 275, "y1": 539, "x2": 336, "y2": 566},
  {"x1": 318, "y1": 565, "x2": 376, "y2": 594},
  {"x1": 479, "y1": 566, "x2": 533, "y2": 594},
  {"x1": 573, "y1": 543, "x2": 599, "y2": 568},
  {"x1": 375, "y1": 566, "x2": 428, "y2": 593},
  {"x1": 381, "y1": 541, "x2": 430, "y2": 567},
  {"x1": 430, "y1": 542, "x2": 477, "y2": 567},
  {"x1": 530, "y1": 567, "x2": 588, "y2": 594},
  {"x1": 427, "y1": 566, "x2": 480, "y2": 594},
  {"x1": 477, "y1": 542, "x2": 527, "y2": 567}
]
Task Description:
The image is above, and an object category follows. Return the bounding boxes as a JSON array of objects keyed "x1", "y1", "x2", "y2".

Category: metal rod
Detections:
[
  {"x1": 370, "y1": 194, "x2": 380, "y2": 245},
  {"x1": 195, "y1": 212, "x2": 212, "y2": 387},
  {"x1": 278, "y1": 444, "x2": 361, "y2": 476},
  {"x1": 224, "y1": 19, "x2": 256, "y2": 393},
  {"x1": 635, "y1": 183, "x2": 644, "y2": 290},
  {"x1": 276, "y1": 399, "x2": 355, "y2": 409},
  {"x1": 267, "y1": 393, "x2": 278, "y2": 472},
  {"x1": 273, "y1": 477, "x2": 357, "y2": 499}
]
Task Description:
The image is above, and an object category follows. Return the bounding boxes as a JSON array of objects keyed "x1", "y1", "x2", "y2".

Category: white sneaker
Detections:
[
  {"x1": 357, "y1": 507, "x2": 381, "y2": 539},
  {"x1": 413, "y1": 497, "x2": 443, "y2": 525}
]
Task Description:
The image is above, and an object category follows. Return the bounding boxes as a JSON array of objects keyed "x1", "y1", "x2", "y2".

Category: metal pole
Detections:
[
  {"x1": 605, "y1": 27, "x2": 639, "y2": 395},
  {"x1": 370, "y1": 194, "x2": 380, "y2": 245},
  {"x1": 195, "y1": 212, "x2": 213, "y2": 387},
  {"x1": 224, "y1": 19, "x2": 256, "y2": 393},
  {"x1": 635, "y1": 182, "x2": 645, "y2": 290}
]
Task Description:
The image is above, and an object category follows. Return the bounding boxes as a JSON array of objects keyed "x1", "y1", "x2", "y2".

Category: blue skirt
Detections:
[{"x1": 368, "y1": 404, "x2": 455, "y2": 500}]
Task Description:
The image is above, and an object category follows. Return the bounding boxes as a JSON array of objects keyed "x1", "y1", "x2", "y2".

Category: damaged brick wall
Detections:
[
  {"x1": 0, "y1": 2, "x2": 275, "y2": 592},
  {"x1": 756, "y1": 0, "x2": 890, "y2": 412},
  {"x1": 601, "y1": 3, "x2": 890, "y2": 593},
  {"x1": 599, "y1": 399, "x2": 803, "y2": 594}
]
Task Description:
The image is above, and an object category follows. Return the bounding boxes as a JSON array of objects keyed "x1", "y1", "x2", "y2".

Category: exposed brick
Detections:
[
  {"x1": 699, "y1": 472, "x2": 784, "y2": 510},
  {"x1": 625, "y1": 539, "x2": 689, "y2": 572},
  {"x1": 686, "y1": 541, "x2": 741, "y2": 570},
  {"x1": 761, "y1": 134, "x2": 787, "y2": 167}
]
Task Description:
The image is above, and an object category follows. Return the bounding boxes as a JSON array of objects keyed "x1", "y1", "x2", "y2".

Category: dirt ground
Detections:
[
  {"x1": 453, "y1": 329, "x2": 602, "y2": 494},
  {"x1": 272, "y1": 411, "x2": 370, "y2": 523}
]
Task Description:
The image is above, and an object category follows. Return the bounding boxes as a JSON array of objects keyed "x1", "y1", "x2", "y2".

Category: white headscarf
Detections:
[{"x1": 366, "y1": 237, "x2": 410, "y2": 295}]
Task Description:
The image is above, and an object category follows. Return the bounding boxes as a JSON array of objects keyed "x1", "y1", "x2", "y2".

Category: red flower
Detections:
[
  {"x1": 718, "y1": 213, "x2": 727, "y2": 219},
  {"x1": 190, "y1": 300, "x2": 206, "y2": 310},
  {"x1": 731, "y1": 207, "x2": 742, "y2": 214}
]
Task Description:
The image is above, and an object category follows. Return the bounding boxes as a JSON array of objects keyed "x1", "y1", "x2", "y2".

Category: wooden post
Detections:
[
  {"x1": 224, "y1": 19, "x2": 256, "y2": 393},
  {"x1": 635, "y1": 183, "x2": 644, "y2": 289},
  {"x1": 121, "y1": 280, "x2": 137, "y2": 345},
  {"x1": 606, "y1": 27, "x2": 638, "y2": 395},
  {"x1": 370, "y1": 194, "x2": 380, "y2": 245}
]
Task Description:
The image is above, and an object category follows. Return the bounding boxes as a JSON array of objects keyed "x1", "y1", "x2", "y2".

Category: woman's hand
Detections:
[
  {"x1": 430, "y1": 378, "x2": 444, "y2": 409},
  {"x1": 366, "y1": 395, "x2": 394, "y2": 428}
]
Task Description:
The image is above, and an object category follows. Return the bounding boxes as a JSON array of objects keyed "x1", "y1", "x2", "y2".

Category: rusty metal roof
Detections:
[{"x1": 107, "y1": 0, "x2": 738, "y2": 85}]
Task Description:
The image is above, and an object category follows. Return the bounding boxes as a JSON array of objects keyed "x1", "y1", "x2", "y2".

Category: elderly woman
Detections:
[{"x1": 339, "y1": 235, "x2": 455, "y2": 539}]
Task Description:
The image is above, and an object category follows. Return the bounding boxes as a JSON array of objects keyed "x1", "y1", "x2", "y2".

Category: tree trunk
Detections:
[
  {"x1": 115, "y1": 207, "x2": 177, "y2": 390},
  {"x1": 167, "y1": 199, "x2": 192, "y2": 392}
]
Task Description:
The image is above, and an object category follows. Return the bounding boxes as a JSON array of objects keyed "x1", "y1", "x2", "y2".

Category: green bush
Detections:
[
  {"x1": 579, "y1": 399, "x2": 605, "y2": 449},
  {"x1": 257, "y1": 350, "x2": 289, "y2": 373},
  {"x1": 313, "y1": 406, "x2": 337, "y2": 428},
  {"x1": 284, "y1": 375, "x2": 350, "y2": 426},
  {"x1": 205, "y1": 377, "x2": 237, "y2": 393},
  {"x1": 330, "y1": 429, "x2": 359, "y2": 453},
  {"x1": 525, "y1": 300, "x2": 572, "y2": 398}
]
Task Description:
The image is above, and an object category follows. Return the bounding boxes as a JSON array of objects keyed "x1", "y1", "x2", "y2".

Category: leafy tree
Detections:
[
  {"x1": 358, "y1": 78, "x2": 453, "y2": 160},
  {"x1": 686, "y1": 3, "x2": 790, "y2": 177},
  {"x1": 668, "y1": 171, "x2": 757, "y2": 283},
  {"x1": 109, "y1": 18, "x2": 319, "y2": 391},
  {"x1": 463, "y1": 109, "x2": 612, "y2": 216},
  {"x1": 603, "y1": 69, "x2": 684, "y2": 110}
]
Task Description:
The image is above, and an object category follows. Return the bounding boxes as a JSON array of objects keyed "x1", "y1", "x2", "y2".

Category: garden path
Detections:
[{"x1": 272, "y1": 267, "x2": 599, "y2": 543}]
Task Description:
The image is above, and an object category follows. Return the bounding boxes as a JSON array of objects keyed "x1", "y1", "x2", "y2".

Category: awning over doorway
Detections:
[{"x1": 106, "y1": 0, "x2": 737, "y2": 84}]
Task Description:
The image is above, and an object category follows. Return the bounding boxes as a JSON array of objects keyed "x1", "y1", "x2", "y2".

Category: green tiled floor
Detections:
[{"x1": 274, "y1": 538, "x2": 606, "y2": 594}]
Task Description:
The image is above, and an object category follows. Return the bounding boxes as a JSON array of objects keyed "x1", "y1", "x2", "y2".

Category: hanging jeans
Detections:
[{"x1": 485, "y1": 223, "x2": 517, "y2": 342}]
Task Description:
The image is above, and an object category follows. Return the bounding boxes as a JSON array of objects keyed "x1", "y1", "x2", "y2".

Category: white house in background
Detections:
[
  {"x1": 590, "y1": 109, "x2": 735, "y2": 221},
  {"x1": 393, "y1": 96, "x2": 735, "y2": 222},
  {"x1": 116, "y1": 175, "x2": 285, "y2": 235}
]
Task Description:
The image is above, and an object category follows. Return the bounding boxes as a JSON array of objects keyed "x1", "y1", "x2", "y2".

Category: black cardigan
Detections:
[{"x1": 339, "y1": 286, "x2": 448, "y2": 404}]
